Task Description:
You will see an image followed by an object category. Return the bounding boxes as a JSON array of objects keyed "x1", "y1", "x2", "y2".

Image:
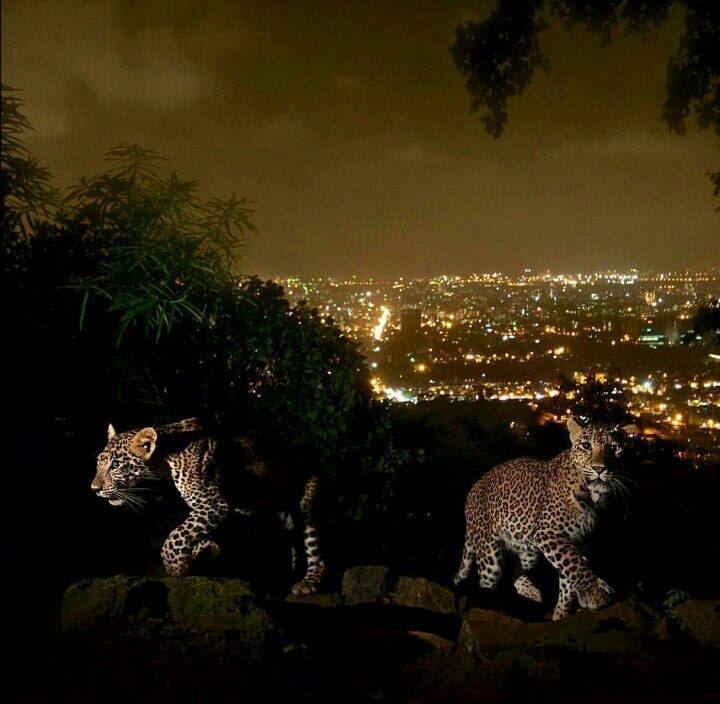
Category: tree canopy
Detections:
[{"x1": 451, "y1": 1, "x2": 719, "y2": 198}]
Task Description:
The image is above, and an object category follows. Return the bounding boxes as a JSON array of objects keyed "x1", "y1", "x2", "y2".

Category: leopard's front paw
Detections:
[
  {"x1": 192, "y1": 539, "x2": 221, "y2": 560},
  {"x1": 164, "y1": 561, "x2": 190, "y2": 578},
  {"x1": 576, "y1": 577, "x2": 613, "y2": 610}
]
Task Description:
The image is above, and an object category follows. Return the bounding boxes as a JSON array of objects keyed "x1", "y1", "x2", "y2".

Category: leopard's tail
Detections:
[{"x1": 453, "y1": 531, "x2": 475, "y2": 586}]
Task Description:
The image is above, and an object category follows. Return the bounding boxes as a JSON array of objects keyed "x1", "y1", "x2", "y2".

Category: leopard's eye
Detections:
[{"x1": 580, "y1": 441, "x2": 592, "y2": 451}]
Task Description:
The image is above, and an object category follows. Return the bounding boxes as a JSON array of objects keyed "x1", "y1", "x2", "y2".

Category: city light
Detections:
[
  {"x1": 277, "y1": 269, "x2": 719, "y2": 455},
  {"x1": 372, "y1": 305, "x2": 391, "y2": 341}
]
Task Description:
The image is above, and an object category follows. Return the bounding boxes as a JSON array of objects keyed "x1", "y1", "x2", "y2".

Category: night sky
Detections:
[{"x1": 3, "y1": 1, "x2": 718, "y2": 277}]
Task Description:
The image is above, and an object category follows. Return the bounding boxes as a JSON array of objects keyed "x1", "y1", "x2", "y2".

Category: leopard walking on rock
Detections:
[
  {"x1": 454, "y1": 418, "x2": 637, "y2": 620},
  {"x1": 91, "y1": 418, "x2": 326, "y2": 595}
]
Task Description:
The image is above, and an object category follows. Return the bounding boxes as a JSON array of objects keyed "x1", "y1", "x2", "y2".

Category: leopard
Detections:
[
  {"x1": 453, "y1": 417, "x2": 638, "y2": 620},
  {"x1": 91, "y1": 417, "x2": 326, "y2": 595}
]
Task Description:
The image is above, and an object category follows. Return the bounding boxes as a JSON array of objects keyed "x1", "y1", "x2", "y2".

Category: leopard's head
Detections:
[
  {"x1": 567, "y1": 417, "x2": 638, "y2": 504},
  {"x1": 91, "y1": 424, "x2": 158, "y2": 507}
]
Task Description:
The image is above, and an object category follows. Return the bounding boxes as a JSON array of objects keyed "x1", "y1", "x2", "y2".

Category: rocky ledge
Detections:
[
  {"x1": 57, "y1": 575, "x2": 279, "y2": 659},
  {"x1": 56, "y1": 570, "x2": 720, "y2": 664},
  {"x1": 459, "y1": 599, "x2": 659, "y2": 657},
  {"x1": 340, "y1": 565, "x2": 455, "y2": 613},
  {"x1": 457, "y1": 596, "x2": 720, "y2": 689}
]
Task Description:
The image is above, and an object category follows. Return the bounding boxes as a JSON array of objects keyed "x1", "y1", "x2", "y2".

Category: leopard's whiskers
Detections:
[
  {"x1": 115, "y1": 490, "x2": 141, "y2": 513},
  {"x1": 608, "y1": 476, "x2": 632, "y2": 518},
  {"x1": 116, "y1": 488, "x2": 150, "y2": 513},
  {"x1": 612, "y1": 471, "x2": 639, "y2": 489},
  {"x1": 612, "y1": 474, "x2": 633, "y2": 496}
]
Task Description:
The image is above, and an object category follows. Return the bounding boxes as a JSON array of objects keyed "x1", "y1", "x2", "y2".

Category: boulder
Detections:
[
  {"x1": 391, "y1": 576, "x2": 456, "y2": 614},
  {"x1": 671, "y1": 599, "x2": 720, "y2": 648},
  {"x1": 459, "y1": 600, "x2": 657, "y2": 658},
  {"x1": 57, "y1": 575, "x2": 279, "y2": 659},
  {"x1": 342, "y1": 565, "x2": 391, "y2": 606}
]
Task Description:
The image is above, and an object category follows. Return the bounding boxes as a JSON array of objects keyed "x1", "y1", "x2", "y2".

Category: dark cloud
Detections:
[{"x1": 3, "y1": 0, "x2": 717, "y2": 276}]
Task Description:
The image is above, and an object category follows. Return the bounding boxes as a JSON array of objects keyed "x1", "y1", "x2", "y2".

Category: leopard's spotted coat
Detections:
[
  {"x1": 454, "y1": 418, "x2": 636, "y2": 620},
  {"x1": 91, "y1": 419, "x2": 325, "y2": 595}
]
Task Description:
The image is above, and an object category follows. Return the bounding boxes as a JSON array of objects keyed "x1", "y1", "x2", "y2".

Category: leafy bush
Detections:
[
  {"x1": 3, "y1": 87, "x2": 395, "y2": 479},
  {"x1": 1, "y1": 86, "x2": 58, "y2": 236}
]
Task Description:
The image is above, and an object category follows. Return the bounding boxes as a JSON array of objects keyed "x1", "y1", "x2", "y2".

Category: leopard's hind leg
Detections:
[
  {"x1": 453, "y1": 531, "x2": 476, "y2": 586},
  {"x1": 475, "y1": 537, "x2": 504, "y2": 589},
  {"x1": 552, "y1": 573, "x2": 576, "y2": 620},
  {"x1": 290, "y1": 476, "x2": 326, "y2": 595}
]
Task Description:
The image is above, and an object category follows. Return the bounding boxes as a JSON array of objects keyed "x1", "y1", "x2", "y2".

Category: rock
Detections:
[
  {"x1": 166, "y1": 577, "x2": 274, "y2": 636},
  {"x1": 459, "y1": 600, "x2": 657, "y2": 658},
  {"x1": 58, "y1": 574, "x2": 132, "y2": 636},
  {"x1": 671, "y1": 599, "x2": 720, "y2": 648},
  {"x1": 286, "y1": 592, "x2": 344, "y2": 608},
  {"x1": 391, "y1": 576, "x2": 456, "y2": 614},
  {"x1": 342, "y1": 565, "x2": 391, "y2": 606},
  {"x1": 57, "y1": 575, "x2": 279, "y2": 659},
  {"x1": 459, "y1": 608, "x2": 532, "y2": 656}
]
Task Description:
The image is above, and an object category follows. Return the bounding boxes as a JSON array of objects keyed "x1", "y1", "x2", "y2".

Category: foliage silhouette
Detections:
[
  {"x1": 1, "y1": 85, "x2": 59, "y2": 236},
  {"x1": 538, "y1": 371, "x2": 632, "y2": 426},
  {"x1": 63, "y1": 143, "x2": 255, "y2": 343},
  {"x1": 451, "y1": 1, "x2": 719, "y2": 199},
  {"x1": 691, "y1": 298, "x2": 720, "y2": 333}
]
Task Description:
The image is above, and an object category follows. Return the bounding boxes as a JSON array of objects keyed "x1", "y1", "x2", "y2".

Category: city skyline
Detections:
[
  {"x1": 278, "y1": 267, "x2": 720, "y2": 460},
  {"x1": 272, "y1": 267, "x2": 720, "y2": 280}
]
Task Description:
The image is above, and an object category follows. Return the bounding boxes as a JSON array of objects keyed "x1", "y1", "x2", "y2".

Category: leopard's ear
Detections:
[
  {"x1": 131, "y1": 427, "x2": 158, "y2": 459},
  {"x1": 567, "y1": 417, "x2": 583, "y2": 443},
  {"x1": 620, "y1": 423, "x2": 640, "y2": 436},
  {"x1": 107, "y1": 423, "x2": 117, "y2": 441}
]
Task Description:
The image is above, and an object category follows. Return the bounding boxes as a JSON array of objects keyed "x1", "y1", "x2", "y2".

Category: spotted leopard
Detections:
[
  {"x1": 454, "y1": 418, "x2": 637, "y2": 620},
  {"x1": 91, "y1": 418, "x2": 326, "y2": 595}
]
